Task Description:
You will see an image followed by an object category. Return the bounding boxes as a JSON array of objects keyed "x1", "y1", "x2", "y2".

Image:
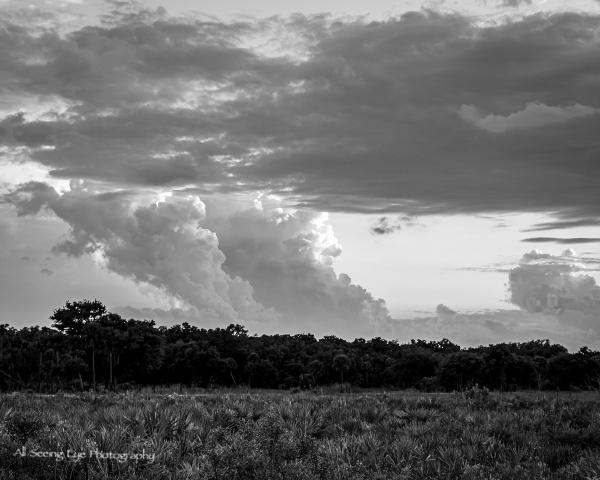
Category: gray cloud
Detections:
[
  {"x1": 500, "y1": 0, "x2": 533, "y2": 7},
  {"x1": 0, "y1": 8, "x2": 600, "y2": 220},
  {"x1": 395, "y1": 308, "x2": 599, "y2": 351},
  {"x1": 523, "y1": 218, "x2": 600, "y2": 231},
  {"x1": 369, "y1": 215, "x2": 418, "y2": 234},
  {"x1": 399, "y1": 248, "x2": 600, "y2": 350},
  {"x1": 436, "y1": 303, "x2": 457, "y2": 316},
  {"x1": 508, "y1": 250, "x2": 600, "y2": 325},
  {"x1": 523, "y1": 237, "x2": 600, "y2": 244}
]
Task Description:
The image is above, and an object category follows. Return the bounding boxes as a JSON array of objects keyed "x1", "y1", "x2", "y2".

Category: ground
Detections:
[{"x1": 1, "y1": 388, "x2": 600, "y2": 479}]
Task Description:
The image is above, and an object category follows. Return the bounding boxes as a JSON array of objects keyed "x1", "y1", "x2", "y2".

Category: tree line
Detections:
[{"x1": 1, "y1": 299, "x2": 599, "y2": 392}]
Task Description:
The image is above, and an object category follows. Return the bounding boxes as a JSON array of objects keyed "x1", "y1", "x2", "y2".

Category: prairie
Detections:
[{"x1": 1, "y1": 389, "x2": 600, "y2": 479}]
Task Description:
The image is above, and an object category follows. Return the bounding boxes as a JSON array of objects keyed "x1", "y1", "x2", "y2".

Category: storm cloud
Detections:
[{"x1": 1, "y1": 7, "x2": 600, "y2": 218}]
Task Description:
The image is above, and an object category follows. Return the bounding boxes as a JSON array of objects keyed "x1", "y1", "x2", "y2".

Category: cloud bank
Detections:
[{"x1": 1, "y1": 7, "x2": 600, "y2": 219}]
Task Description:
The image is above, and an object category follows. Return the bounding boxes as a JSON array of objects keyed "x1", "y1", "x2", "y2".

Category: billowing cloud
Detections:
[
  {"x1": 4, "y1": 181, "x2": 280, "y2": 329},
  {"x1": 508, "y1": 249, "x2": 600, "y2": 317},
  {"x1": 200, "y1": 194, "x2": 392, "y2": 338},
  {"x1": 4, "y1": 182, "x2": 391, "y2": 337}
]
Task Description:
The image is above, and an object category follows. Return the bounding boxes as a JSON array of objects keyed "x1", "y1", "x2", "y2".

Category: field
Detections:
[{"x1": 1, "y1": 389, "x2": 600, "y2": 479}]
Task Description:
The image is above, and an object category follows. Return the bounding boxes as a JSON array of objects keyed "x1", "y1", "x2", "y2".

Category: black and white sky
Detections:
[{"x1": 1, "y1": 0, "x2": 600, "y2": 349}]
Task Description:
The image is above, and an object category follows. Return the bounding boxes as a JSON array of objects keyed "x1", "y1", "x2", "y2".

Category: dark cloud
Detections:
[
  {"x1": 40, "y1": 268, "x2": 53, "y2": 276},
  {"x1": 1, "y1": 9, "x2": 600, "y2": 220},
  {"x1": 370, "y1": 215, "x2": 419, "y2": 234},
  {"x1": 523, "y1": 237, "x2": 600, "y2": 244},
  {"x1": 500, "y1": 0, "x2": 532, "y2": 7},
  {"x1": 523, "y1": 218, "x2": 600, "y2": 231}
]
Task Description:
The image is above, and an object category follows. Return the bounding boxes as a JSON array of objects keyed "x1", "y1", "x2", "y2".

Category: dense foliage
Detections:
[
  {"x1": 1, "y1": 300, "x2": 600, "y2": 392},
  {"x1": 2, "y1": 390, "x2": 600, "y2": 479}
]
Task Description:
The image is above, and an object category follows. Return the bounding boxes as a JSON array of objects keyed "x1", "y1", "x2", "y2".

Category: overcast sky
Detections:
[{"x1": 1, "y1": 0, "x2": 600, "y2": 349}]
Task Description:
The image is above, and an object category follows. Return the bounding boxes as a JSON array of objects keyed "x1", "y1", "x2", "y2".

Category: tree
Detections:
[
  {"x1": 439, "y1": 352, "x2": 484, "y2": 391},
  {"x1": 333, "y1": 353, "x2": 350, "y2": 385},
  {"x1": 50, "y1": 299, "x2": 106, "y2": 336}
]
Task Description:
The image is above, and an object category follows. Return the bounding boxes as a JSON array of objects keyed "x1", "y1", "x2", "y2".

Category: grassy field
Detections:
[{"x1": 1, "y1": 389, "x2": 600, "y2": 479}]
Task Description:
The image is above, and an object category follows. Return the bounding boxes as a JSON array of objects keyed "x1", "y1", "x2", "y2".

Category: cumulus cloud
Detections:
[
  {"x1": 4, "y1": 181, "x2": 280, "y2": 329},
  {"x1": 200, "y1": 194, "x2": 392, "y2": 338},
  {"x1": 422, "y1": 250, "x2": 600, "y2": 349},
  {"x1": 508, "y1": 249, "x2": 600, "y2": 317},
  {"x1": 4, "y1": 182, "x2": 391, "y2": 337},
  {"x1": 436, "y1": 303, "x2": 457, "y2": 316}
]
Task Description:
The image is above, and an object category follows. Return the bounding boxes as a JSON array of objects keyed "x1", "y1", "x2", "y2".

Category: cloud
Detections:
[
  {"x1": 394, "y1": 251, "x2": 600, "y2": 350},
  {"x1": 395, "y1": 308, "x2": 598, "y2": 351},
  {"x1": 40, "y1": 268, "x2": 53, "y2": 276},
  {"x1": 369, "y1": 215, "x2": 418, "y2": 235},
  {"x1": 522, "y1": 237, "x2": 600, "y2": 244},
  {"x1": 520, "y1": 249, "x2": 552, "y2": 262},
  {"x1": 4, "y1": 181, "x2": 280, "y2": 329},
  {"x1": 524, "y1": 218, "x2": 600, "y2": 231},
  {"x1": 458, "y1": 103, "x2": 596, "y2": 133},
  {"x1": 200, "y1": 194, "x2": 392, "y2": 338},
  {"x1": 508, "y1": 250, "x2": 600, "y2": 319},
  {"x1": 371, "y1": 217, "x2": 400, "y2": 235},
  {"x1": 0, "y1": 8, "x2": 600, "y2": 219},
  {"x1": 436, "y1": 303, "x2": 457, "y2": 317},
  {"x1": 4, "y1": 182, "x2": 391, "y2": 338},
  {"x1": 500, "y1": 0, "x2": 532, "y2": 6}
]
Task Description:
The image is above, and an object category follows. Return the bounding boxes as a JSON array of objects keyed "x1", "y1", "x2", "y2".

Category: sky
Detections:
[{"x1": 1, "y1": 0, "x2": 600, "y2": 349}]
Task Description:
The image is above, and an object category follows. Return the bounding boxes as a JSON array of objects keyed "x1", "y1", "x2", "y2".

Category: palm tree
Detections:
[{"x1": 333, "y1": 353, "x2": 350, "y2": 386}]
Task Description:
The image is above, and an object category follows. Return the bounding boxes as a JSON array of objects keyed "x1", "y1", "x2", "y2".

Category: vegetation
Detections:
[
  {"x1": 2, "y1": 389, "x2": 600, "y2": 479},
  {"x1": 2, "y1": 299, "x2": 600, "y2": 393}
]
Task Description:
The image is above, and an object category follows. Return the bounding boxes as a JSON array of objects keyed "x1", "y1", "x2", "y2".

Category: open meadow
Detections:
[{"x1": 2, "y1": 389, "x2": 600, "y2": 479}]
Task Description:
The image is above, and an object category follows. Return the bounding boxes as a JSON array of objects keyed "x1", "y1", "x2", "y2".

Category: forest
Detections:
[{"x1": 1, "y1": 299, "x2": 599, "y2": 392}]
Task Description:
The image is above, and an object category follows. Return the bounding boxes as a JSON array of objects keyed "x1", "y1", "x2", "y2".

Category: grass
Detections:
[{"x1": 1, "y1": 388, "x2": 600, "y2": 479}]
